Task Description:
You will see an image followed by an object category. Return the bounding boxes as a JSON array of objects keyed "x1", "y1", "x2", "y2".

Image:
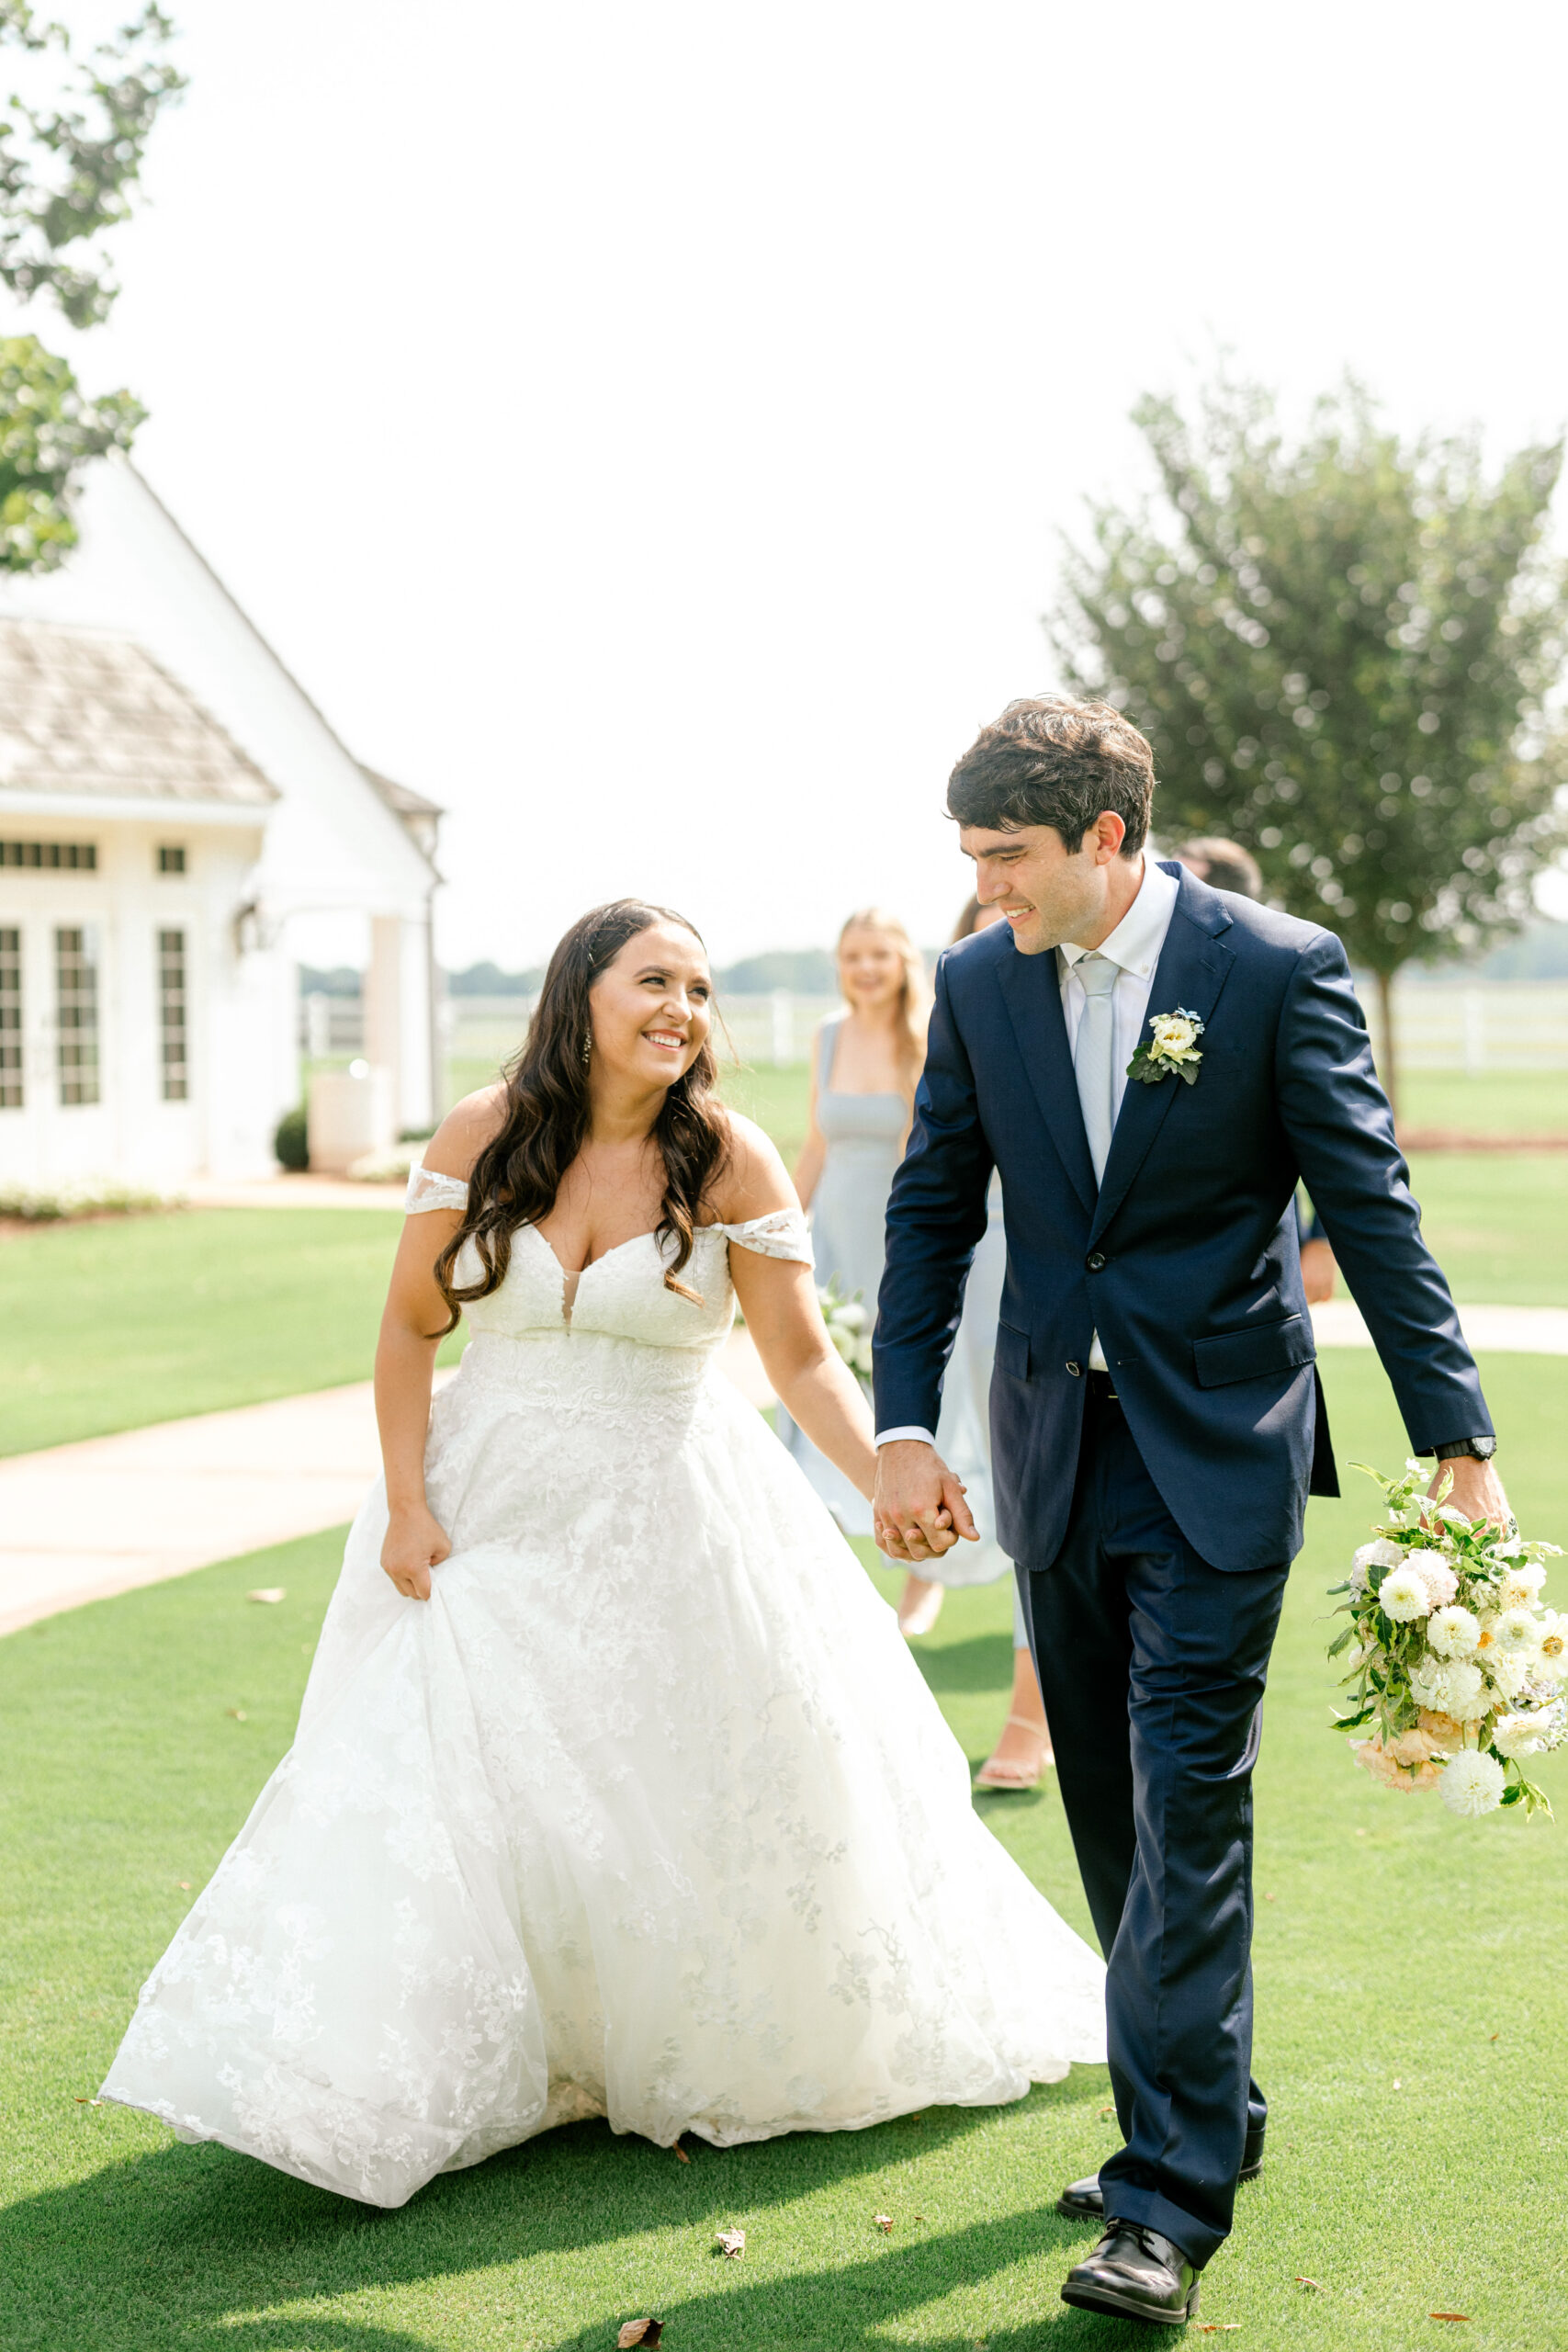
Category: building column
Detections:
[{"x1": 366, "y1": 912, "x2": 435, "y2": 1136}]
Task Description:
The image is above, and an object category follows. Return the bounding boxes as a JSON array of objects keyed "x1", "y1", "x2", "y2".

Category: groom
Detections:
[{"x1": 872, "y1": 696, "x2": 1505, "y2": 2326}]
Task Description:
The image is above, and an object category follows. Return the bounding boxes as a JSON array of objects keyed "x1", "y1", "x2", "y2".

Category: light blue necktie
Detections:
[{"x1": 1073, "y1": 953, "x2": 1120, "y2": 1183}]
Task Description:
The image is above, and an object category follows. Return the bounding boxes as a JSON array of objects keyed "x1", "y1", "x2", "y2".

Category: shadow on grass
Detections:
[
  {"x1": 905, "y1": 1630, "x2": 1015, "y2": 1698},
  {"x1": 0, "y1": 2081, "x2": 1119, "y2": 2352},
  {"x1": 542, "y1": 2209, "x2": 1154, "y2": 2352}
]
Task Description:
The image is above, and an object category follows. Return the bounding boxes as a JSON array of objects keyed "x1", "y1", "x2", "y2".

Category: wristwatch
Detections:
[{"x1": 1431, "y1": 1437, "x2": 1497, "y2": 1462}]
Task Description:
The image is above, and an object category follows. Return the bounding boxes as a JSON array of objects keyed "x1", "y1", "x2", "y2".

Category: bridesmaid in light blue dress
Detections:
[
  {"x1": 781, "y1": 910, "x2": 926, "y2": 1536},
  {"x1": 917, "y1": 896, "x2": 1055, "y2": 1792}
]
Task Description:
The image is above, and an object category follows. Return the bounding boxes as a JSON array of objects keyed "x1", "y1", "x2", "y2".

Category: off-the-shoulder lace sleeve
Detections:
[
  {"x1": 715, "y1": 1206, "x2": 814, "y2": 1265},
  {"x1": 404, "y1": 1163, "x2": 469, "y2": 1215}
]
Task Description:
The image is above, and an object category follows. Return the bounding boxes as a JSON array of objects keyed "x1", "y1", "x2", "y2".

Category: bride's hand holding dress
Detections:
[{"x1": 97, "y1": 899, "x2": 1105, "y2": 2209}]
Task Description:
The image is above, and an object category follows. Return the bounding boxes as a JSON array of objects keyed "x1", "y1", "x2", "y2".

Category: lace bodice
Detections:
[{"x1": 404, "y1": 1164, "x2": 812, "y2": 1357}]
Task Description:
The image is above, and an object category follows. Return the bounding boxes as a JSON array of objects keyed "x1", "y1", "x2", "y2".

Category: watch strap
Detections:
[{"x1": 1431, "y1": 1437, "x2": 1497, "y2": 1461}]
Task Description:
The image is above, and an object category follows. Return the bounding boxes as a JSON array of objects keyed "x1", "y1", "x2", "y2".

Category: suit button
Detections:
[
  {"x1": 1066, "y1": 1361, "x2": 1081, "y2": 1377},
  {"x1": 1086, "y1": 1251, "x2": 1107, "y2": 1272}
]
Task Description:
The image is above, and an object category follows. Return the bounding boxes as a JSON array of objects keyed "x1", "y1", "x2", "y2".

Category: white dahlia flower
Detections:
[
  {"x1": 1408, "y1": 1657, "x2": 1454, "y2": 1713},
  {"x1": 1495, "y1": 1607, "x2": 1543, "y2": 1661},
  {"x1": 1492, "y1": 1710, "x2": 1554, "y2": 1760},
  {"x1": 1500, "y1": 1562, "x2": 1548, "y2": 1610},
  {"x1": 1441, "y1": 1659, "x2": 1487, "y2": 1722},
  {"x1": 1427, "y1": 1604, "x2": 1481, "y2": 1660},
  {"x1": 1379, "y1": 1565, "x2": 1433, "y2": 1623},
  {"x1": 1439, "y1": 1748, "x2": 1506, "y2": 1817},
  {"x1": 1416, "y1": 1558, "x2": 1460, "y2": 1611}
]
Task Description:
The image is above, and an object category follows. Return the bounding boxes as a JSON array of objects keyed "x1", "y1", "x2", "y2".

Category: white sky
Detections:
[{"x1": 19, "y1": 0, "x2": 1568, "y2": 966}]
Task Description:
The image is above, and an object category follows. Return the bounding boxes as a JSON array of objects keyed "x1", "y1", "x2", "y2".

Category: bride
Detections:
[{"x1": 102, "y1": 899, "x2": 1104, "y2": 2206}]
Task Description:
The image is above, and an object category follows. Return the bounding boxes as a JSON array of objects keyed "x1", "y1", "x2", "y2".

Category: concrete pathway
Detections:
[
  {"x1": 185, "y1": 1174, "x2": 405, "y2": 1210},
  {"x1": 1309, "y1": 1298, "x2": 1568, "y2": 1353},
  {"x1": 3, "y1": 1307, "x2": 1560, "y2": 1640},
  {"x1": 0, "y1": 1332, "x2": 773, "y2": 1637}
]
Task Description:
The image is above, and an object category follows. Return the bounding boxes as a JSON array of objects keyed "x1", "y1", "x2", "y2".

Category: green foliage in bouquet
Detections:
[
  {"x1": 818, "y1": 1281, "x2": 874, "y2": 1384},
  {"x1": 1327, "y1": 1462, "x2": 1566, "y2": 1819}
]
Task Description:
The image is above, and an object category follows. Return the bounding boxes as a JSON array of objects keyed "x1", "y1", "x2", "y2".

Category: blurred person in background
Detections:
[
  {"x1": 902, "y1": 893, "x2": 1055, "y2": 1792},
  {"x1": 783, "y1": 910, "x2": 929, "y2": 1536},
  {"x1": 1176, "y1": 837, "x2": 1337, "y2": 1306}
]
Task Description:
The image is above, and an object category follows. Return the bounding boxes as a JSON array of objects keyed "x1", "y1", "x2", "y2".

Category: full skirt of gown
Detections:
[{"x1": 99, "y1": 1211, "x2": 1104, "y2": 2207}]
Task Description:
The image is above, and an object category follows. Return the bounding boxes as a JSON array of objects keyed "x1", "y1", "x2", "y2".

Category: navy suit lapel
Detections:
[
  {"x1": 1089, "y1": 877, "x2": 1235, "y2": 1246},
  {"x1": 996, "y1": 939, "x2": 1098, "y2": 1216}
]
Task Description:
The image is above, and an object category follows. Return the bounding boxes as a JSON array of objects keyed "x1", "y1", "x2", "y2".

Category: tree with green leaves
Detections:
[
  {"x1": 1052, "y1": 379, "x2": 1568, "y2": 1114},
  {"x1": 0, "y1": 6, "x2": 182, "y2": 567},
  {"x1": 0, "y1": 2, "x2": 183, "y2": 326}
]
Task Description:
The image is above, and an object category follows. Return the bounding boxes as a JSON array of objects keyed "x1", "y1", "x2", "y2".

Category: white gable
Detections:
[{"x1": 0, "y1": 455, "x2": 435, "y2": 923}]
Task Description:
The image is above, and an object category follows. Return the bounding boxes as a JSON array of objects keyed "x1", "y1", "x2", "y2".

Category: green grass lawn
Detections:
[
  {"x1": 2, "y1": 1348, "x2": 1564, "y2": 2351},
  {"x1": 1404, "y1": 1153, "x2": 1568, "y2": 1306},
  {"x1": 1399, "y1": 1068, "x2": 1568, "y2": 1137},
  {"x1": 3, "y1": 1059, "x2": 1559, "y2": 1463},
  {"x1": 0, "y1": 1208, "x2": 460, "y2": 1459}
]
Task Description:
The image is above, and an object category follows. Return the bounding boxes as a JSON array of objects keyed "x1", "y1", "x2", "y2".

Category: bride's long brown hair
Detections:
[{"x1": 432, "y1": 899, "x2": 730, "y2": 1335}]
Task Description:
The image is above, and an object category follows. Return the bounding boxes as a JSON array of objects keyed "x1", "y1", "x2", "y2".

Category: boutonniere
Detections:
[{"x1": 1127, "y1": 1008, "x2": 1204, "y2": 1087}]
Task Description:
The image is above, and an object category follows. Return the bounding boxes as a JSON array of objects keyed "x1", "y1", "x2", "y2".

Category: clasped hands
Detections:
[{"x1": 874, "y1": 1439, "x2": 980, "y2": 1566}]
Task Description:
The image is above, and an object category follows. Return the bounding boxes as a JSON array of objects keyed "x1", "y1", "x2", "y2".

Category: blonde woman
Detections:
[{"x1": 782, "y1": 910, "x2": 929, "y2": 1536}]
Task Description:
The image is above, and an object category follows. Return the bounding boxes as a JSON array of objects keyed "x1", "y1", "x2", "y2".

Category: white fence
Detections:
[
  {"x1": 1380, "y1": 981, "x2": 1568, "y2": 1073},
  {"x1": 436, "y1": 992, "x2": 844, "y2": 1072},
  {"x1": 305, "y1": 978, "x2": 1568, "y2": 1080}
]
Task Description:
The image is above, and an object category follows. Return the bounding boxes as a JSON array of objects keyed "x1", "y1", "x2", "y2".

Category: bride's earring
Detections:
[{"x1": 581, "y1": 1026, "x2": 592, "y2": 1068}]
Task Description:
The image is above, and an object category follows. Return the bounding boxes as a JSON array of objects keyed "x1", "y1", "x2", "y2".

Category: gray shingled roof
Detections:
[{"x1": 0, "y1": 618, "x2": 277, "y2": 806}]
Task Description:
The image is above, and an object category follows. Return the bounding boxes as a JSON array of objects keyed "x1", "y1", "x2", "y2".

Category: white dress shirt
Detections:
[{"x1": 875, "y1": 855, "x2": 1180, "y2": 1449}]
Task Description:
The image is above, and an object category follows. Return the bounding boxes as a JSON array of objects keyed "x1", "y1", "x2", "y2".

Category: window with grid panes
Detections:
[
  {"x1": 0, "y1": 929, "x2": 19, "y2": 1107},
  {"x1": 158, "y1": 927, "x2": 188, "y2": 1100},
  {"x1": 55, "y1": 927, "x2": 100, "y2": 1104}
]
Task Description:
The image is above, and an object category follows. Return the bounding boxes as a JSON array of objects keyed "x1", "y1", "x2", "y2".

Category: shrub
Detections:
[
  {"x1": 274, "y1": 1105, "x2": 309, "y2": 1171},
  {"x1": 0, "y1": 1181, "x2": 176, "y2": 1222}
]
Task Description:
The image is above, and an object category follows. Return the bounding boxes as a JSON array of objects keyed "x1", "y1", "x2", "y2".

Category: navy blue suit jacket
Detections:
[{"x1": 873, "y1": 865, "x2": 1491, "y2": 1574}]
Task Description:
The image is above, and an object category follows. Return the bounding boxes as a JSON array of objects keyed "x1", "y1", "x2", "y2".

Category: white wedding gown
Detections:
[{"x1": 100, "y1": 1173, "x2": 1104, "y2": 2207}]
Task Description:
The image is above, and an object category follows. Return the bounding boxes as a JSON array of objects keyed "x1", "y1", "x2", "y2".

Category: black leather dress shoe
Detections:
[
  {"x1": 1061, "y1": 2221, "x2": 1201, "y2": 2325},
  {"x1": 1056, "y1": 2125, "x2": 1264, "y2": 2222}
]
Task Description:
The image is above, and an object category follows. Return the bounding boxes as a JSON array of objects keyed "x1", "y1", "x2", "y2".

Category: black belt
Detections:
[{"x1": 1088, "y1": 1369, "x2": 1120, "y2": 1402}]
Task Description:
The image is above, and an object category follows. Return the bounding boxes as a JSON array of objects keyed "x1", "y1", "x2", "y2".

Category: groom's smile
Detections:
[{"x1": 959, "y1": 815, "x2": 1145, "y2": 957}]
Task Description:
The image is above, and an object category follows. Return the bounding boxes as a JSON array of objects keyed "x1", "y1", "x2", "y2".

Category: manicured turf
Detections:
[
  {"x1": 2, "y1": 1350, "x2": 1563, "y2": 2350},
  {"x1": 1401, "y1": 1153, "x2": 1568, "y2": 1306},
  {"x1": 1399, "y1": 1068, "x2": 1568, "y2": 1138},
  {"x1": 0, "y1": 1206, "x2": 461, "y2": 1457}
]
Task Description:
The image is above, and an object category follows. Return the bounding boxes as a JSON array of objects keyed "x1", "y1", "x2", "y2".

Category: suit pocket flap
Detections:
[
  {"x1": 995, "y1": 1320, "x2": 1031, "y2": 1380},
  {"x1": 1192, "y1": 1313, "x2": 1314, "y2": 1389}
]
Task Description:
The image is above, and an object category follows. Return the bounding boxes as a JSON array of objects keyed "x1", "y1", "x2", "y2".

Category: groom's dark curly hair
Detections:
[{"x1": 946, "y1": 695, "x2": 1156, "y2": 854}]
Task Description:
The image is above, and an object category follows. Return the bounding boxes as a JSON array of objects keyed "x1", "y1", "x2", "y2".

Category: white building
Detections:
[{"x1": 0, "y1": 457, "x2": 441, "y2": 1187}]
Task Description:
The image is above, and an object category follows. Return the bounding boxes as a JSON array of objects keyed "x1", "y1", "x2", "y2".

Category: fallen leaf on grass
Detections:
[
  {"x1": 226, "y1": 1708, "x2": 248, "y2": 1722},
  {"x1": 1295, "y1": 2277, "x2": 1320, "y2": 2289},
  {"x1": 1430, "y1": 2315, "x2": 1470, "y2": 2325},
  {"x1": 1489, "y1": 2032, "x2": 1500, "y2": 2041},
  {"x1": 716, "y1": 2228, "x2": 745, "y2": 2258},
  {"x1": 617, "y1": 2324, "x2": 663, "y2": 2348},
  {"x1": 73, "y1": 2097, "x2": 101, "y2": 2106},
  {"x1": 1098, "y1": 2104, "x2": 1117, "y2": 2120},
  {"x1": 1196, "y1": 2327, "x2": 1241, "y2": 2335},
  {"x1": 874, "y1": 2213, "x2": 894, "y2": 2233},
  {"x1": 672, "y1": 2141, "x2": 690, "y2": 2163},
  {"x1": 177, "y1": 1881, "x2": 191, "y2": 1890},
  {"x1": 1263, "y1": 1892, "x2": 1276, "y2": 1903},
  {"x1": 247, "y1": 1588, "x2": 286, "y2": 1604}
]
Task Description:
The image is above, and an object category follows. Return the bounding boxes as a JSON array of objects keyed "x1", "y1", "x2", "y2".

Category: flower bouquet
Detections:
[
  {"x1": 818, "y1": 1282, "x2": 874, "y2": 1384},
  {"x1": 1328, "y1": 1462, "x2": 1566, "y2": 1819}
]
